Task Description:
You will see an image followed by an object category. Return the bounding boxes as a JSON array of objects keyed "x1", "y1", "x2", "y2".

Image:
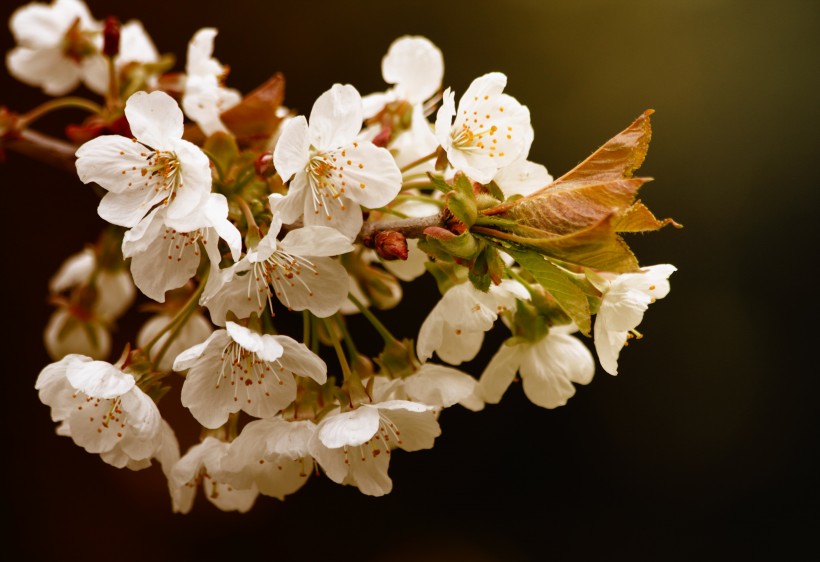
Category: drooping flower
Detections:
[
  {"x1": 169, "y1": 437, "x2": 258, "y2": 514},
  {"x1": 35, "y1": 354, "x2": 163, "y2": 469},
  {"x1": 373, "y1": 363, "x2": 483, "y2": 412},
  {"x1": 591, "y1": 264, "x2": 677, "y2": 375},
  {"x1": 363, "y1": 35, "x2": 444, "y2": 117},
  {"x1": 44, "y1": 246, "x2": 136, "y2": 360},
  {"x1": 219, "y1": 417, "x2": 316, "y2": 500},
  {"x1": 121, "y1": 192, "x2": 241, "y2": 302},
  {"x1": 173, "y1": 321, "x2": 327, "y2": 429},
  {"x1": 308, "y1": 400, "x2": 440, "y2": 497},
  {"x1": 361, "y1": 35, "x2": 443, "y2": 169},
  {"x1": 200, "y1": 206, "x2": 353, "y2": 324},
  {"x1": 182, "y1": 27, "x2": 241, "y2": 137},
  {"x1": 6, "y1": 0, "x2": 102, "y2": 95},
  {"x1": 417, "y1": 279, "x2": 529, "y2": 365},
  {"x1": 75, "y1": 90, "x2": 212, "y2": 231},
  {"x1": 478, "y1": 324, "x2": 595, "y2": 409},
  {"x1": 435, "y1": 72, "x2": 533, "y2": 184},
  {"x1": 273, "y1": 83, "x2": 402, "y2": 239}
]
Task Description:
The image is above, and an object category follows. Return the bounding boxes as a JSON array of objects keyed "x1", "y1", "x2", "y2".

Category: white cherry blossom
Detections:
[
  {"x1": 308, "y1": 400, "x2": 440, "y2": 497},
  {"x1": 591, "y1": 264, "x2": 677, "y2": 375},
  {"x1": 75, "y1": 90, "x2": 212, "y2": 231},
  {"x1": 273, "y1": 83, "x2": 402, "y2": 239},
  {"x1": 435, "y1": 72, "x2": 533, "y2": 184},
  {"x1": 417, "y1": 279, "x2": 529, "y2": 365},
  {"x1": 201, "y1": 206, "x2": 353, "y2": 324},
  {"x1": 182, "y1": 27, "x2": 241, "y2": 137},
  {"x1": 169, "y1": 437, "x2": 258, "y2": 514},
  {"x1": 6, "y1": 0, "x2": 102, "y2": 95},
  {"x1": 373, "y1": 363, "x2": 483, "y2": 412},
  {"x1": 35, "y1": 354, "x2": 163, "y2": 469},
  {"x1": 219, "y1": 418, "x2": 316, "y2": 500},
  {"x1": 122, "y1": 192, "x2": 241, "y2": 302},
  {"x1": 479, "y1": 324, "x2": 595, "y2": 409},
  {"x1": 173, "y1": 322, "x2": 327, "y2": 429}
]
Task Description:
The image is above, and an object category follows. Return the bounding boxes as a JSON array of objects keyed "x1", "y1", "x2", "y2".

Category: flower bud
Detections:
[
  {"x1": 374, "y1": 231, "x2": 408, "y2": 261},
  {"x1": 254, "y1": 150, "x2": 275, "y2": 178},
  {"x1": 103, "y1": 16, "x2": 121, "y2": 58}
]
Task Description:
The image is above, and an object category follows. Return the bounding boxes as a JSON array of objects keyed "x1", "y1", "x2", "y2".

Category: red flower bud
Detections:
[
  {"x1": 374, "y1": 231, "x2": 408, "y2": 261},
  {"x1": 103, "y1": 16, "x2": 121, "y2": 58},
  {"x1": 254, "y1": 151, "x2": 275, "y2": 178}
]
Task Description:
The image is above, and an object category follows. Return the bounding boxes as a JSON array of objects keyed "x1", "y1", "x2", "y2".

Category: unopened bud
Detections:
[
  {"x1": 374, "y1": 231, "x2": 408, "y2": 261},
  {"x1": 254, "y1": 151, "x2": 275, "y2": 178},
  {"x1": 103, "y1": 16, "x2": 120, "y2": 58},
  {"x1": 371, "y1": 126, "x2": 392, "y2": 148}
]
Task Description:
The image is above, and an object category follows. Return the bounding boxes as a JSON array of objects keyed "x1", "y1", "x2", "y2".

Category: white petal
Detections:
[
  {"x1": 382, "y1": 35, "x2": 443, "y2": 104},
  {"x1": 318, "y1": 406, "x2": 380, "y2": 448},
  {"x1": 66, "y1": 360, "x2": 134, "y2": 399},
  {"x1": 125, "y1": 91, "x2": 184, "y2": 150},
  {"x1": 75, "y1": 135, "x2": 152, "y2": 194},
  {"x1": 173, "y1": 330, "x2": 227, "y2": 371},
  {"x1": 97, "y1": 185, "x2": 164, "y2": 227},
  {"x1": 478, "y1": 343, "x2": 522, "y2": 404},
  {"x1": 6, "y1": 46, "x2": 80, "y2": 95},
  {"x1": 347, "y1": 450, "x2": 392, "y2": 497},
  {"x1": 273, "y1": 256, "x2": 350, "y2": 318},
  {"x1": 326, "y1": 142, "x2": 402, "y2": 209},
  {"x1": 49, "y1": 248, "x2": 94, "y2": 292},
  {"x1": 273, "y1": 116, "x2": 310, "y2": 181},
  {"x1": 274, "y1": 337, "x2": 327, "y2": 384},
  {"x1": 225, "y1": 322, "x2": 284, "y2": 362},
  {"x1": 404, "y1": 364, "x2": 477, "y2": 408},
  {"x1": 493, "y1": 158, "x2": 553, "y2": 198},
  {"x1": 204, "y1": 193, "x2": 241, "y2": 261},
  {"x1": 378, "y1": 405, "x2": 440, "y2": 452},
  {"x1": 308, "y1": 84, "x2": 363, "y2": 150},
  {"x1": 279, "y1": 226, "x2": 355, "y2": 257},
  {"x1": 434, "y1": 88, "x2": 456, "y2": 150}
]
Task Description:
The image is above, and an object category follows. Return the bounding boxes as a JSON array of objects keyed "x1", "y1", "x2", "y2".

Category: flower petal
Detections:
[
  {"x1": 125, "y1": 91, "x2": 184, "y2": 150},
  {"x1": 308, "y1": 83, "x2": 363, "y2": 150}
]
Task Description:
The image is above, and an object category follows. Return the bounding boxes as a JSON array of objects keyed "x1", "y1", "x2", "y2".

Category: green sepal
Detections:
[
  {"x1": 425, "y1": 230, "x2": 479, "y2": 260},
  {"x1": 503, "y1": 246, "x2": 592, "y2": 336},
  {"x1": 203, "y1": 132, "x2": 239, "y2": 186},
  {"x1": 375, "y1": 338, "x2": 419, "y2": 379},
  {"x1": 426, "y1": 172, "x2": 452, "y2": 194},
  {"x1": 423, "y1": 260, "x2": 464, "y2": 295},
  {"x1": 447, "y1": 173, "x2": 478, "y2": 226}
]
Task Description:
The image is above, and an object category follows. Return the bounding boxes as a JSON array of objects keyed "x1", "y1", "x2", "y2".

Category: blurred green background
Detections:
[{"x1": 1, "y1": 1, "x2": 818, "y2": 560}]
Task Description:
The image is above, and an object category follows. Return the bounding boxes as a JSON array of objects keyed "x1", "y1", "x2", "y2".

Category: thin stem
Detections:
[
  {"x1": 401, "y1": 181, "x2": 436, "y2": 191},
  {"x1": 400, "y1": 150, "x2": 438, "y2": 174},
  {"x1": 234, "y1": 196, "x2": 260, "y2": 233},
  {"x1": 357, "y1": 211, "x2": 445, "y2": 244},
  {"x1": 392, "y1": 194, "x2": 445, "y2": 207},
  {"x1": 142, "y1": 269, "x2": 210, "y2": 356},
  {"x1": 18, "y1": 97, "x2": 103, "y2": 128},
  {"x1": 334, "y1": 313, "x2": 359, "y2": 361},
  {"x1": 322, "y1": 318, "x2": 353, "y2": 382},
  {"x1": 347, "y1": 292, "x2": 397, "y2": 345}
]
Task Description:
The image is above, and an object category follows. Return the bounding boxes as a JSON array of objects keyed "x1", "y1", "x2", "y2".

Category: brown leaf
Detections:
[{"x1": 476, "y1": 110, "x2": 678, "y2": 272}]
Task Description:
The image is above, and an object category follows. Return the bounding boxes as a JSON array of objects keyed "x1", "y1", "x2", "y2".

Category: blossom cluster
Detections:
[{"x1": 4, "y1": 0, "x2": 679, "y2": 512}]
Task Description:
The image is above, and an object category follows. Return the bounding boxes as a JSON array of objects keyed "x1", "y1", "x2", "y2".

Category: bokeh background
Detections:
[{"x1": 2, "y1": 1, "x2": 818, "y2": 560}]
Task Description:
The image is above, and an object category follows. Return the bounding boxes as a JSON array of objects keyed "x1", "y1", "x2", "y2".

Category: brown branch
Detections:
[
  {"x1": 357, "y1": 210, "x2": 447, "y2": 246},
  {"x1": 1, "y1": 129, "x2": 78, "y2": 173}
]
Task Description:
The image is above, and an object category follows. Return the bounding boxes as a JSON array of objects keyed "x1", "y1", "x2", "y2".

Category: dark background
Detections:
[{"x1": 2, "y1": 1, "x2": 818, "y2": 560}]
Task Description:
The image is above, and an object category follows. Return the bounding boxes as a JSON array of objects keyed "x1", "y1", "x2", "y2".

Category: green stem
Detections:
[
  {"x1": 334, "y1": 313, "x2": 359, "y2": 361},
  {"x1": 142, "y1": 269, "x2": 210, "y2": 356},
  {"x1": 400, "y1": 150, "x2": 438, "y2": 174},
  {"x1": 392, "y1": 194, "x2": 445, "y2": 207},
  {"x1": 347, "y1": 292, "x2": 398, "y2": 344},
  {"x1": 322, "y1": 318, "x2": 353, "y2": 382},
  {"x1": 401, "y1": 181, "x2": 436, "y2": 192},
  {"x1": 18, "y1": 97, "x2": 103, "y2": 128}
]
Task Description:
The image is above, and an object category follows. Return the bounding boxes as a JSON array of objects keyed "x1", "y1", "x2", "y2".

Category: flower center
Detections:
[
  {"x1": 217, "y1": 341, "x2": 285, "y2": 403},
  {"x1": 342, "y1": 415, "x2": 403, "y2": 464},
  {"x1": 138, "y1": 149, "x2": 184, "y2": 204},
  {"x1": 61, "y1": 18, "x2": 98, "y2": 63},
  {"x1": 249, "y1": 250, "x2": 319, "y2": 314},
  {"x1": 306, "y1": 152, "x2": 349, "y2": 220},
  {"x1": 162, "y1": 227, "x2": 204, "y2": 262}
]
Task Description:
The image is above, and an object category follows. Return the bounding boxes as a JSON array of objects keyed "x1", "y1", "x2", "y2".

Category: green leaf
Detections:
[
  {"x1": 426, "y1": 172, "x2": 452, "y2": 194},
  {"x1": 504, "y1": 247, "x2": 592, "y2": 336},
  {"x1": 447, "y1": 172, "x2": 478, "y2": 226}
]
